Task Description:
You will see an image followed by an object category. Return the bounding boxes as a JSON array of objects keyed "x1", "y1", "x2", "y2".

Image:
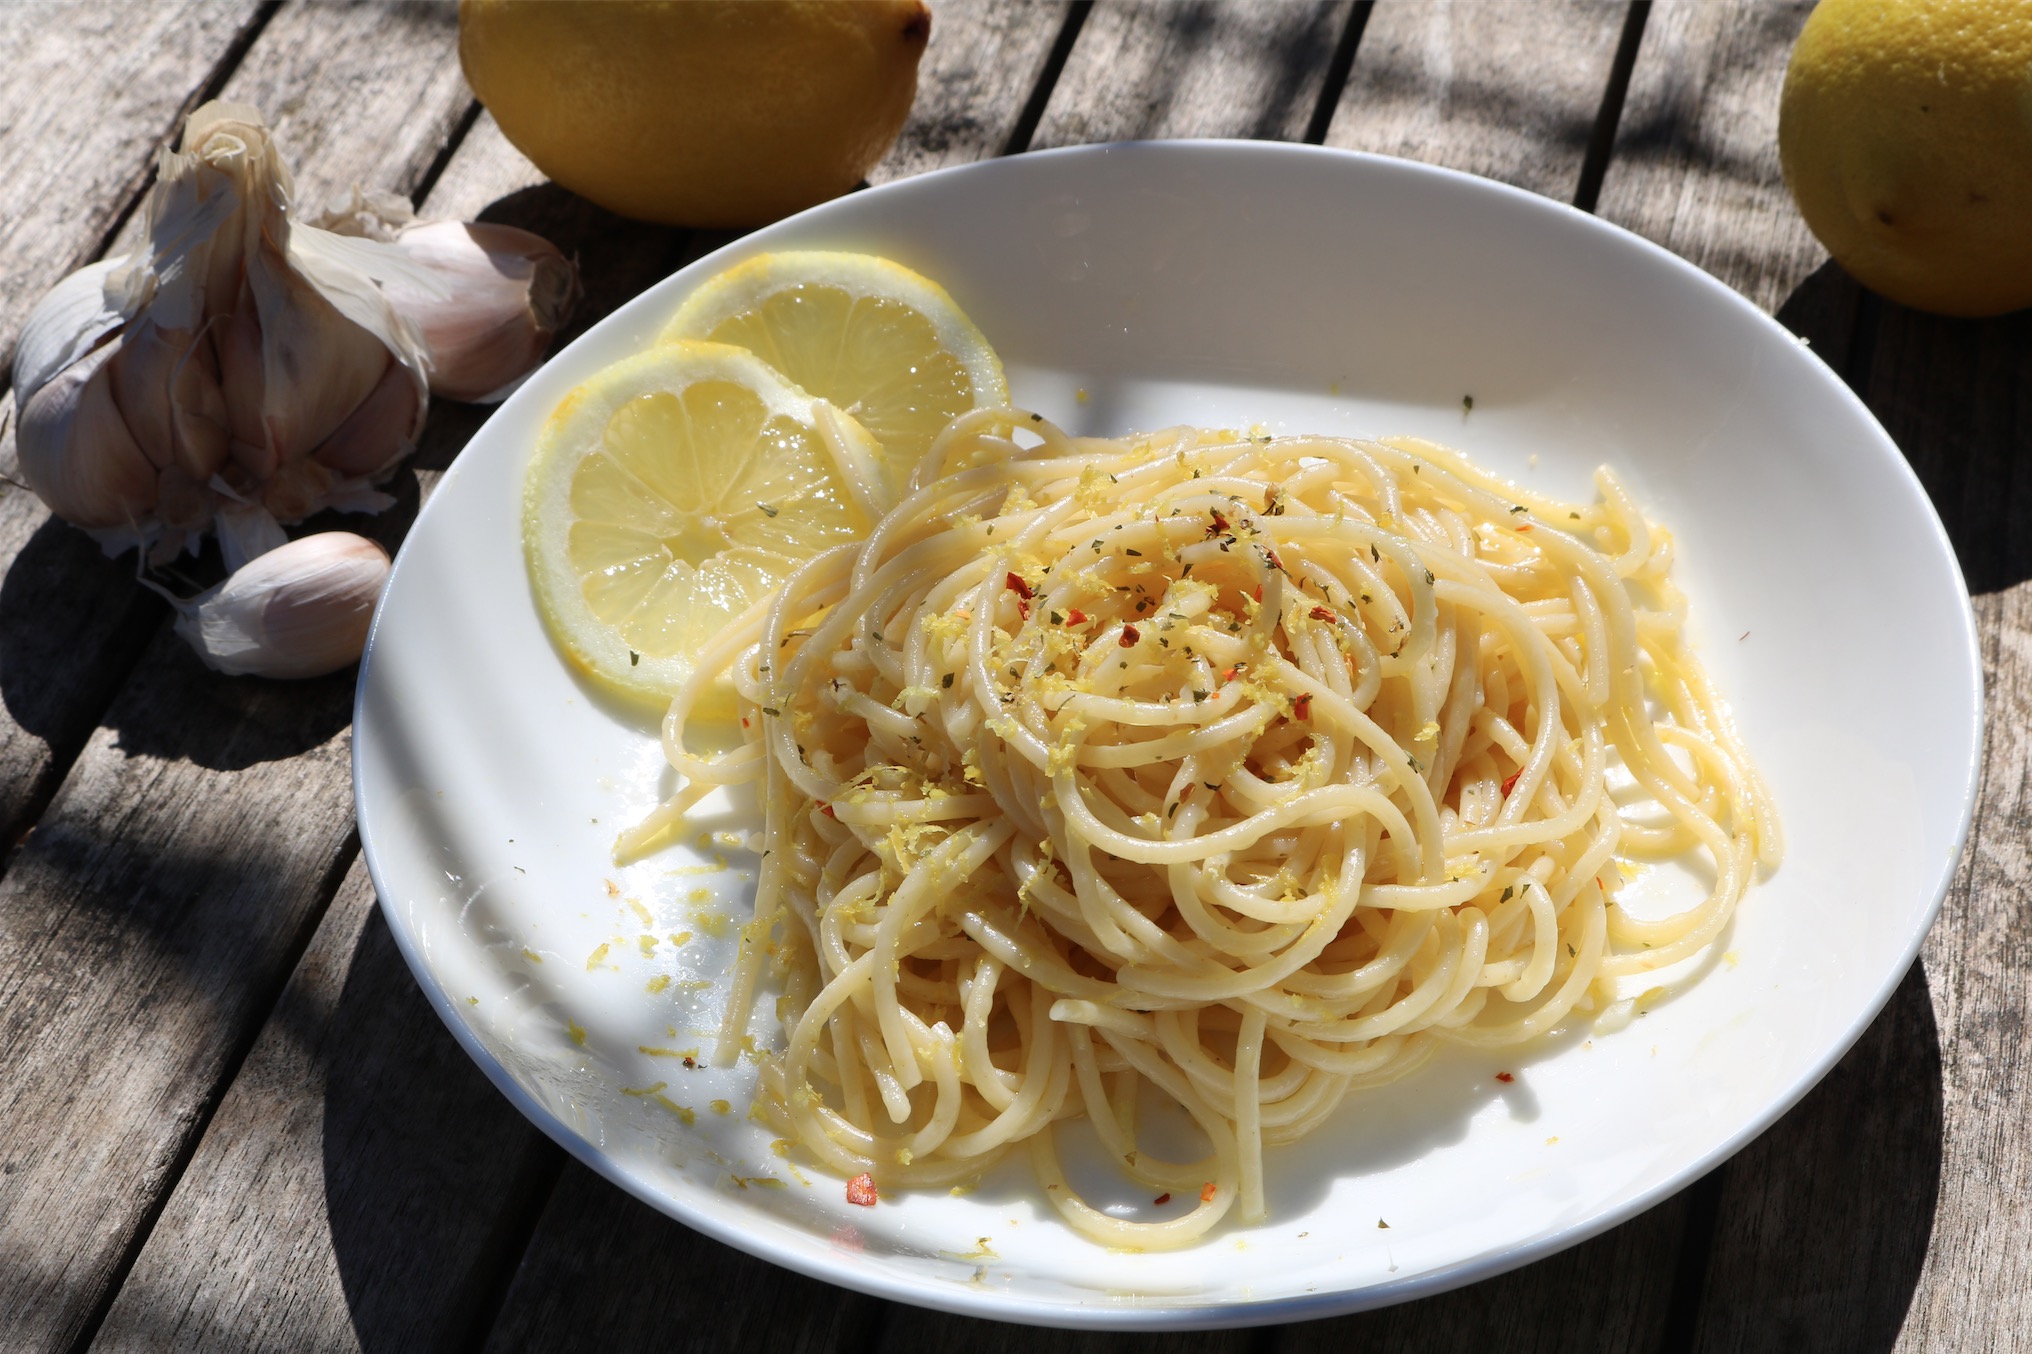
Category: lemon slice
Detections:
[
  {"x1": 659, "y1": 251, "x2": 1007, "y2": 497},
  {"x1": 524, "y1": 340, "x2": 877, "y2": 705}
]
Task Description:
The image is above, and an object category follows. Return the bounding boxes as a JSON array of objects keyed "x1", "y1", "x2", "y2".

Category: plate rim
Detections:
[{"x1": 354, "y1": 138, "x2": 1985, "y2": 1330}]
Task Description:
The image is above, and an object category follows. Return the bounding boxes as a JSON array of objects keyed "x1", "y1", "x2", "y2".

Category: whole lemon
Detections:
[
  {"x1": 459, "y1": 0, "x2": 930, "y2": 229},
  {"x1": 1779, "y1": 0, "x2": 2032, "y2": 317}
]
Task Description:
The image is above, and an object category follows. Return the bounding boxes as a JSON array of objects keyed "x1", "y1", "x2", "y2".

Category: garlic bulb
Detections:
[
  {"x1": 11, "y1": 100, "x2": 575, "y2": 565},
  {"x1": 169, "y1": 531, "x2": 390, "y2": 678}
]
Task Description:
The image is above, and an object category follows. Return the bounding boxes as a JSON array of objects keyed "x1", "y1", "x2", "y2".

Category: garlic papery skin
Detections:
[{"x1": 170, "y1": 531, "x2": 391, "y2": 678}]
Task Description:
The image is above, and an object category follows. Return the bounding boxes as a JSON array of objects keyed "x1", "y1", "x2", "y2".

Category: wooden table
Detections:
[{"x1": 2, "y1": 2, "x2": 2026, "y2": 1349}]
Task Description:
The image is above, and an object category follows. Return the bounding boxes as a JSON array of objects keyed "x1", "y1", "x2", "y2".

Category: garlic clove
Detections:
[
  {"x1": 172, "y1": 530, "x2": 390, "y2": 678},
  {"x1": 312, "y1": 353, "x2": 422, "y2": 477},
  {"x1": 374, "y1": 220, "x2": 580, "y2": 403},
  {"x1": 108, "y1": 317, "x2": 230, "y2": 484},
  {"x1": 245, "y1": 241, "x2": 399, "y2": 462},
  {"x1": 17, "y1": 336, "x2": 160, "y2": 529},
  {"x1": 11, "y1": 255, "x2": 129, "y2": 401}
]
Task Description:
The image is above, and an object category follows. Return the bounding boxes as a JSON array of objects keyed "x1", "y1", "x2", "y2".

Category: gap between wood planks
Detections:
[{"x1": 66, "y1": 833, "x2": 365, "y2": 1354}]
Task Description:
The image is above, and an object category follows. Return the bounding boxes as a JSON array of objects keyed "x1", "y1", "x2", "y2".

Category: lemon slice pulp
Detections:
[
  {"x1": 524, "y1": 340, "x2": 875, "y2": 705},
  {"x1": 660, "y1": 251, "x2": 1008, "y2": 495}
]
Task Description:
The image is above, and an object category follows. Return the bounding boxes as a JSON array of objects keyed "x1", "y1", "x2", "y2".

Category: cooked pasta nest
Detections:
[{"x1": 636, "y1": 408, "x2": 1779, "y2": 1248}]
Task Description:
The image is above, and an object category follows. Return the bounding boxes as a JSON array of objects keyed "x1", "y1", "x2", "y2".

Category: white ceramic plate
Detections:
[{"x1": 354, "y1": 142, "x2": 1981, "y2": 1330}]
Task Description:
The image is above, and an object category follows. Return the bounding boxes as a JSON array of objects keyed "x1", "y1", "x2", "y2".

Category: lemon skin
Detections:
[
  {"x1": 460, "y1": 0, "x2": 930, "y2": 229},
  {"x1": 1779, "y1": 0, "x2": 2032, "y2": 317}
]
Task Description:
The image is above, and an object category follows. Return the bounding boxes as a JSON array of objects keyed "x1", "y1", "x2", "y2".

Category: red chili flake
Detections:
[
  {"x1": 1308, "y1": 605, "x2": 1335, "y2": 623},
  {"x1": 1016, "y1": 598, "x2": 1031, "y2": 621},
  {"x1": 1251, "y1": 584, "x2": 1263, "y2": 603},
  {"x1": 1293, "y1": 692, "x2": 1312, "y2": 721},
  {"x1": 1496, "y1": 1072, "x2": 1515, "y2": 1084},
  {"x1": 1516, "y1": 523, "x2": 1534, "y2": 533},
  {"x1": 1120, "y1": 624, "x2": 1140, "y2": 647},
  {"x1": 1220, "y1": 664, "x2": 1241, "y2": 682},
  {"x1": 682, "y1": 1056, "x2": 697, "y2": 1069},
  {"x1": 1208, "y1": 509, "x2": 1230, "y2": 536},
  {"x1": 1154, "y1": 1192, "x2": 1172, "y2": 1205},
  {"x1": 741, "y1": 717, "x2": 750, "y2": 729},
  {"x1": 1266, "y1": 549, "x2": 1284, "y2": 572},
  {"x1": 1200, "y1": 1181, "x2": 1218, "y2": 1203},
  {"x1": 1501, "y1": 770, "x2": 1522, "y2": 797},
  {"x1": 1005, "y1": 571, "x2": 1033, "y2": 599},
  {"x1": 819, "y1": 803, "x2": 837, "y2": 818},
  {"x1": 846, "y1": 1173, "x2": 879, "y2": 1206},
  {"x1": 1067, "y1": 608, "x2": 1088, "y2": 625}
]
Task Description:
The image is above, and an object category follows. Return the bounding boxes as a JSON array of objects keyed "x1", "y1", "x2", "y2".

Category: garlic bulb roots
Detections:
[
  {"x1": 11, "y1": 100, "x2": 576, "y2": 566},
  {"x1": 171, "y1": 531, "x2": 391, "y2": 679}
]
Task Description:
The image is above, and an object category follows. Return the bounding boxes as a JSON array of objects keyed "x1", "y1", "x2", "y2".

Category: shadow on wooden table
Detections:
[
  {"x1": 309, "y1": 916, "x2": 1944, "y2": 1353},
  {"x1": 1776, "y1": 257, "x2": 2032, "y2": 595}
]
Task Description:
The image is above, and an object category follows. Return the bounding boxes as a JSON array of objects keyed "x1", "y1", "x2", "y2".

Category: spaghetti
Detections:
[{"x1": 636, "y1": 409, "x2": 1780, "y2": 1248}]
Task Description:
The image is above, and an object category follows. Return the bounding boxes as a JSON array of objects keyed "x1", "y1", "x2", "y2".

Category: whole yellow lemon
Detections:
[
  {"x1": 459, "y1": 0, "x2": 930, "y2": 229},
  {"x1": 1779, "y1": 0, "x2": 2032, "y2": 317}
]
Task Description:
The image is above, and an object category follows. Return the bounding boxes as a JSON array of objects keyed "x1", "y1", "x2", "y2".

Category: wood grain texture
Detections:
[
  {"x1": 1323, "y1": 0, "x2": 1628, "y2": 202},
  {"x1": 1895, "y1": 583, "x2": 2032, "y2": 1352},
  {"x1": 872, "y1": 1, "x2": 1075, "y2": 181},
  {"x1": 0, "y1": 5, "x2": 483, "y2": 1348},
  {"x1": 101, "y1": 0, "x2": 473, "y2": 259},
  {"x1": 1030, "y1": 0, "x2": 1356, "y2": 149},
  {"x1": 480, "y1": 1163, "x2": 883, "y2": 1354},
  {"x1": 1592, "y1": 0, "x2": 1822, "y2": 314},
  {"x1": 0, "y1": 0, "x2": 267, "y2": 380},
  {"x1": 87, "y1": 857, "x2": 560, "y2": 1354},
  {"x1": 0, "y1": 631, "x2": 360, "y2": 1353}
]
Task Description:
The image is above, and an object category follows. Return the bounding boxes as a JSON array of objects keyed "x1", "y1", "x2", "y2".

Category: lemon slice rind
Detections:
[
  {"x1": 659, "y1": 250, "x2": 1008, "y2": 497},
  {"x1": 523, "y1": 339, "x2": 877, "y2": 707}
]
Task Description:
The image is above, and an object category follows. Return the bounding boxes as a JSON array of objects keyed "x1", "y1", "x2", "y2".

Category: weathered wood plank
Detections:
[
  {"x1": 1277, "y1": 1192, "x2": 1688, "y2": 1354},
  {"x1": 100, "y1": 0, "x2": 472, "y2": 259},
  {"x1": 1029, "y1": 0, "x2": 1357, "y2": 149},
  {"x1": 1893, "y1": 583, "x2": 2032, "y2": 1352},
  {"x1": 1321, "y1": 0, "x2": 1629, "y2": 203},
  {"x1": 0, "y1": 630, "x2": 360, "y2": 1353},
  {"x1": 0, "y1": 0, "x2": 474, "y2": 847},
  {"x1": 0, "y1": 4, "x2": 484, "y2": 1347},
  {"x1": 872, "y1": 1, "x2": 1075, "y2": 182},
  {"x1": 87, "y1": 857, "x2": 560, "y2": 1354},
  {"x1": 0, "y1": 0, "x2": 269, "y2": 380},
  {"x1": 1591, "y1": 0, "x2": 1822, "y2": 314}
]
